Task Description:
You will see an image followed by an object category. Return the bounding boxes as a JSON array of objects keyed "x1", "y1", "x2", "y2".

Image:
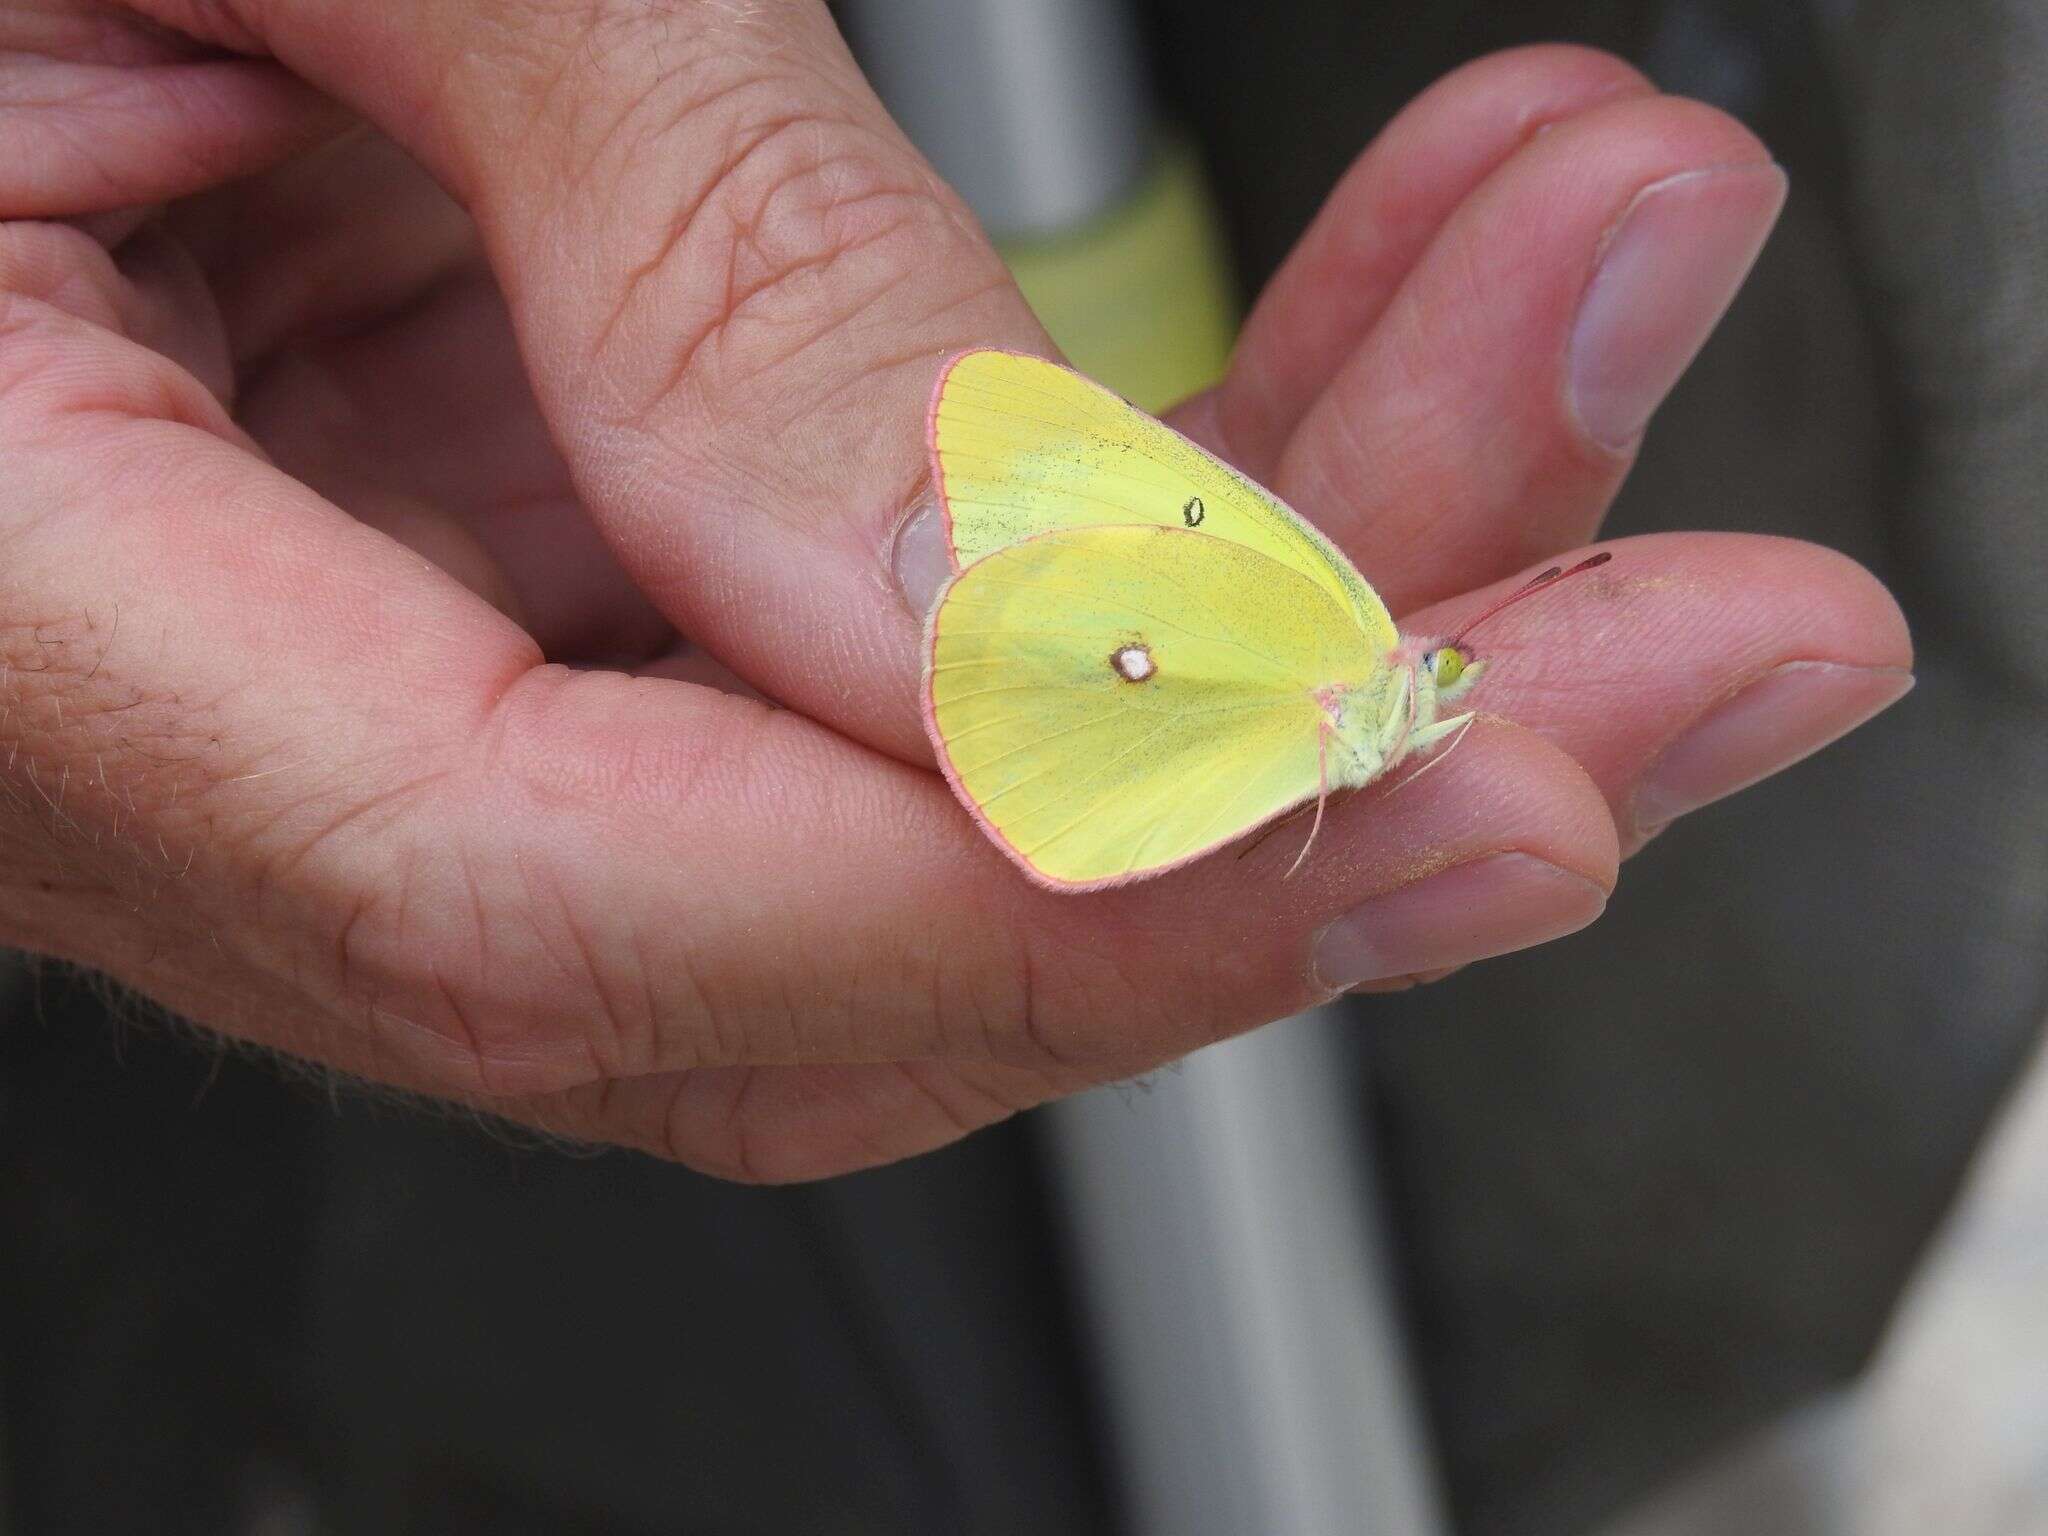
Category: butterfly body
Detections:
[{"x1": 922, "y1": 350, "x2": 1483, "y2": 891}]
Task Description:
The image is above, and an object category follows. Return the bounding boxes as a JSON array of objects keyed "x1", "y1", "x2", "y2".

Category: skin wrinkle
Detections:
[
  {"x1": 726, "y1": 251, "x2": 927, "y2": 422},
  {"x1": 664, "y1": 912, "x2": 726, "y2": 1071},
  {"x1": 247, "y1": 765, "x2": 455, "y2": 893},
  {"x1": 543, "y1": 31, "x2": 900, "y2": 366},
  {"x1": 1004, "y1": 918, "x2": 1225, "y2": 1078},
  {"x1": 630, "y1": 134, "x2": 944, "y2": 431},
  {"x1": 567, "y1": 56, "x2": 844, "y2": 311},
  {"x1": 811, "y1": 270, "x2": 1026, "y2": 424},
  {"x1": 896, "y1": 1058, "x2": 1003, "y2": 1140},
  {"x1": 715, "y1": 184, "x2": 935, "y2": 376},
  {"x1": 575, "y1": 87, "x2": 806, "y2": 360},
  {"x1": 504, "y1": 843, "x2": 627, "y2": 1074},
  {"x1": 329, "y1": 878, "x2": 374, "y2": 1013},
  {"x1": 463, "y1": 3, "x2": 615, "y2": 184},
  {"x1": 427, "y1": 961, "x2": 489, "y2": 1092},
  {"x1": 283, "y1": 812, "x2": 490, "y2": 1091},
  {"x1": 964, "y1": 1004, "x2": 1076, "y2": 1103},
  {"x1": 992, "y1": 929, "x2": 1040, "y2": 1069},
  {"x1": 458, "y1": 840, "x2": 490, "y2": 984},
  {"x1": 771, "y1": 959, "x2": 814, "y2": 1063},
  {"x1": 708, "y1": 1063, "x2": 766, "y2": 1182},
  {"x1": 551, "y1": 871, "x2": 642, "y2": 1076},
  {"x1": 627, "y1": 918, "x2": 663, "y2": 1074},
  {"x1": 490, "y1": 671, "x2": 812, "y2": 843},
  {"x1": 544, "y1": 47, "x2": 966, "y2": 456}
]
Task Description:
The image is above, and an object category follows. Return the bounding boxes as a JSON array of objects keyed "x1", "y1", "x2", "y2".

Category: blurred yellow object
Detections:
[{"x1": 998, "y1": 138, "x2": 1237, "y2": 413}]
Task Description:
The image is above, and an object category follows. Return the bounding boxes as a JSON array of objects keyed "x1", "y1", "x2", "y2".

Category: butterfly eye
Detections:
[{"x1": 1431, "y1": 647, "x2": 1466, "y2": 688}]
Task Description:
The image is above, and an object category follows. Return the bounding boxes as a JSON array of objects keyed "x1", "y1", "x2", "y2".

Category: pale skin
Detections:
[{"x1": 0, "y1": 9, "x2": 1910, "y2": 1179}]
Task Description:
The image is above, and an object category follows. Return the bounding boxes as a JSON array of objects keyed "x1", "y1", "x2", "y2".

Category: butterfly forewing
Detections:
[
  {"x1": 927, "y1": 524, "x2": 1384, "y2": 889},
  {"x1": 931, "y1": 350, "x2": 1399, "y2": 655}
]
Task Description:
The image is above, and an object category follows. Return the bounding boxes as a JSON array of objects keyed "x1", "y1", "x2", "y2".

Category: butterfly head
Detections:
[
  {"x1": 1420, "y1": 644, "x2": 1482, "y2": 703},
  {"x1": 1423, "y1": 551, "x2": 1614, "y2": 708}
]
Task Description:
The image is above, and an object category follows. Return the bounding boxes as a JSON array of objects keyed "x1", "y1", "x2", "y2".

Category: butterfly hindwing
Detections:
[
  {"x1": 926, "y1": 523, "x2": 1382, "y2": 889},
  {"x1": 930, "y1": 350, "x2": 1400, "y2": 656}
]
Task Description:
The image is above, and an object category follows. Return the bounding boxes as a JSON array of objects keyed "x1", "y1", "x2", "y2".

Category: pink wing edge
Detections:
[
  {"x1": 925, "y1": 347, "x2": 1055, "y2": 568},
  {"x1": 918, "y1": 603, "x2": 1327, "y2": 893},
  {"x1": 919, "y1": 348, "x2": 1331, "y2": 893}
]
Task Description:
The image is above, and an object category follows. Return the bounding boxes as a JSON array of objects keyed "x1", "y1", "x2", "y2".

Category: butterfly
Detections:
[{"x1": 919, "y1": 349, "x2": 1606, "y2": 891}]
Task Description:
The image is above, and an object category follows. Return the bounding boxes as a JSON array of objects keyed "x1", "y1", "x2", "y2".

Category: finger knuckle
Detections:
[
  {"x1": 573, "y1": 71, "x2": 969, "y2": 428},
  {"x1": 0, "y1": 278, "x2": 228, "y2": 441},
  {"x1": 0, "y1": 223, "x2": 126, "y2": 328}
]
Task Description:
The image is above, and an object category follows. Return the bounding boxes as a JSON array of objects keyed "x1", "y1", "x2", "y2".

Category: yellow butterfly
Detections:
[{"x1": 920, "y1": 349, "x2": 1604, "y2": 891}]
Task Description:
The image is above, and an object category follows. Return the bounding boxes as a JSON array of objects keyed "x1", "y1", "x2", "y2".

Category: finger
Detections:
[
  {"x1": 164, "y1": 131, "x2": 673, "y2": 660},
  {"x1": 127, "y1": 0, "x2": 1048, "y2": 762},
  {"x1": 236, "y1": 265, "x2": 673, "y2": 659},
  {"x1": 0, "y1": 215, "x2": 239, "y2": 408},
  {"x1": 1274, "y1": 94, "x2": 1784, "y2": 614},
  {"x1": 1176, "y1": 43, "x2": 1652, "y2": 477},
  {"x1": 1402, "y1": 532, "x2": 1913, "y2": 848},
  {"x1": 167, "y1": 127, "x2": 478, "y2": 372},
  {"x1": 0, "y1": 11, "x2": 342, "y2": 216},
  {"x1": 105, "y1": 223, "x2": 237, "y2": 403}
]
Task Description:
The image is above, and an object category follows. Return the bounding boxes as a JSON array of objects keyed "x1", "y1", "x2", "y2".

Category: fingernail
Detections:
[
  {"x1": 1314, "y1": 853, "x2": 1608, "y2": 991},
  {"x1": 892, "y1": 499, "x2": 952, "y2": 618},
  {"x1": 1568, "y1": 162, "x2": 1787, "y2": 450},
  {"x1": 1630, "y1": 662, "x2": 1914, "y2": 833}
]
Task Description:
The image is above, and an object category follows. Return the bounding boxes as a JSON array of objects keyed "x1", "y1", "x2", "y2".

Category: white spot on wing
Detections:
[{"x1": 1112, "y1": 644, "x2": 1156, "y2": 683}]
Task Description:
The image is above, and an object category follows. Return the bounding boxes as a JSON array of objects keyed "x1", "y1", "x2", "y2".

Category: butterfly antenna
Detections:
[{"x1": 1447, "y1": 551, "x2": 1612, "y2": 649}]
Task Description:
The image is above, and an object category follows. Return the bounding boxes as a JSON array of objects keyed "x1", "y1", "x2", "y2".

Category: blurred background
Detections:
[{"x1": 4, "y1": 0, "x2": 2045, "y2": 1532}]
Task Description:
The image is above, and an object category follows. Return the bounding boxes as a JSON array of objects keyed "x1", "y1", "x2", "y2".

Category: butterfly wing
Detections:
[
  {"x1": 929, "y1": 349, "x2": 1399, "y2": 654},
  {"x1": 926, "y1": 523, "x2": 1384, "y2": 889}
]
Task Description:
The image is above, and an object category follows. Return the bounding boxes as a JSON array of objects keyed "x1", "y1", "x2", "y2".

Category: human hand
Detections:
[{"x1": 0, "y1": 9, "x2": 1908, "y2": 1178}]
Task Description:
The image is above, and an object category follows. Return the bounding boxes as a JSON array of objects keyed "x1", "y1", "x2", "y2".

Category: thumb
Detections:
[{"x1": 130, "y1": 0, "x2": 1046, "y2": 760}]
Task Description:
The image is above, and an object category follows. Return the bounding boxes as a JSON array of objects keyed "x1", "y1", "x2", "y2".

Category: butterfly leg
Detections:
[
  {"x1": 1370, "y1": 712, "x2": 1477, "y2": 809},
  {"x1": 1366, "y1": 664, "x2": 1418, "y2": 766},
  {"x1": 1285, "y1": 724, "x2": 1337, "y2": 878},
  {"x1": 1405, "y1": 711, "x2": 1473, "y2": 758}
]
